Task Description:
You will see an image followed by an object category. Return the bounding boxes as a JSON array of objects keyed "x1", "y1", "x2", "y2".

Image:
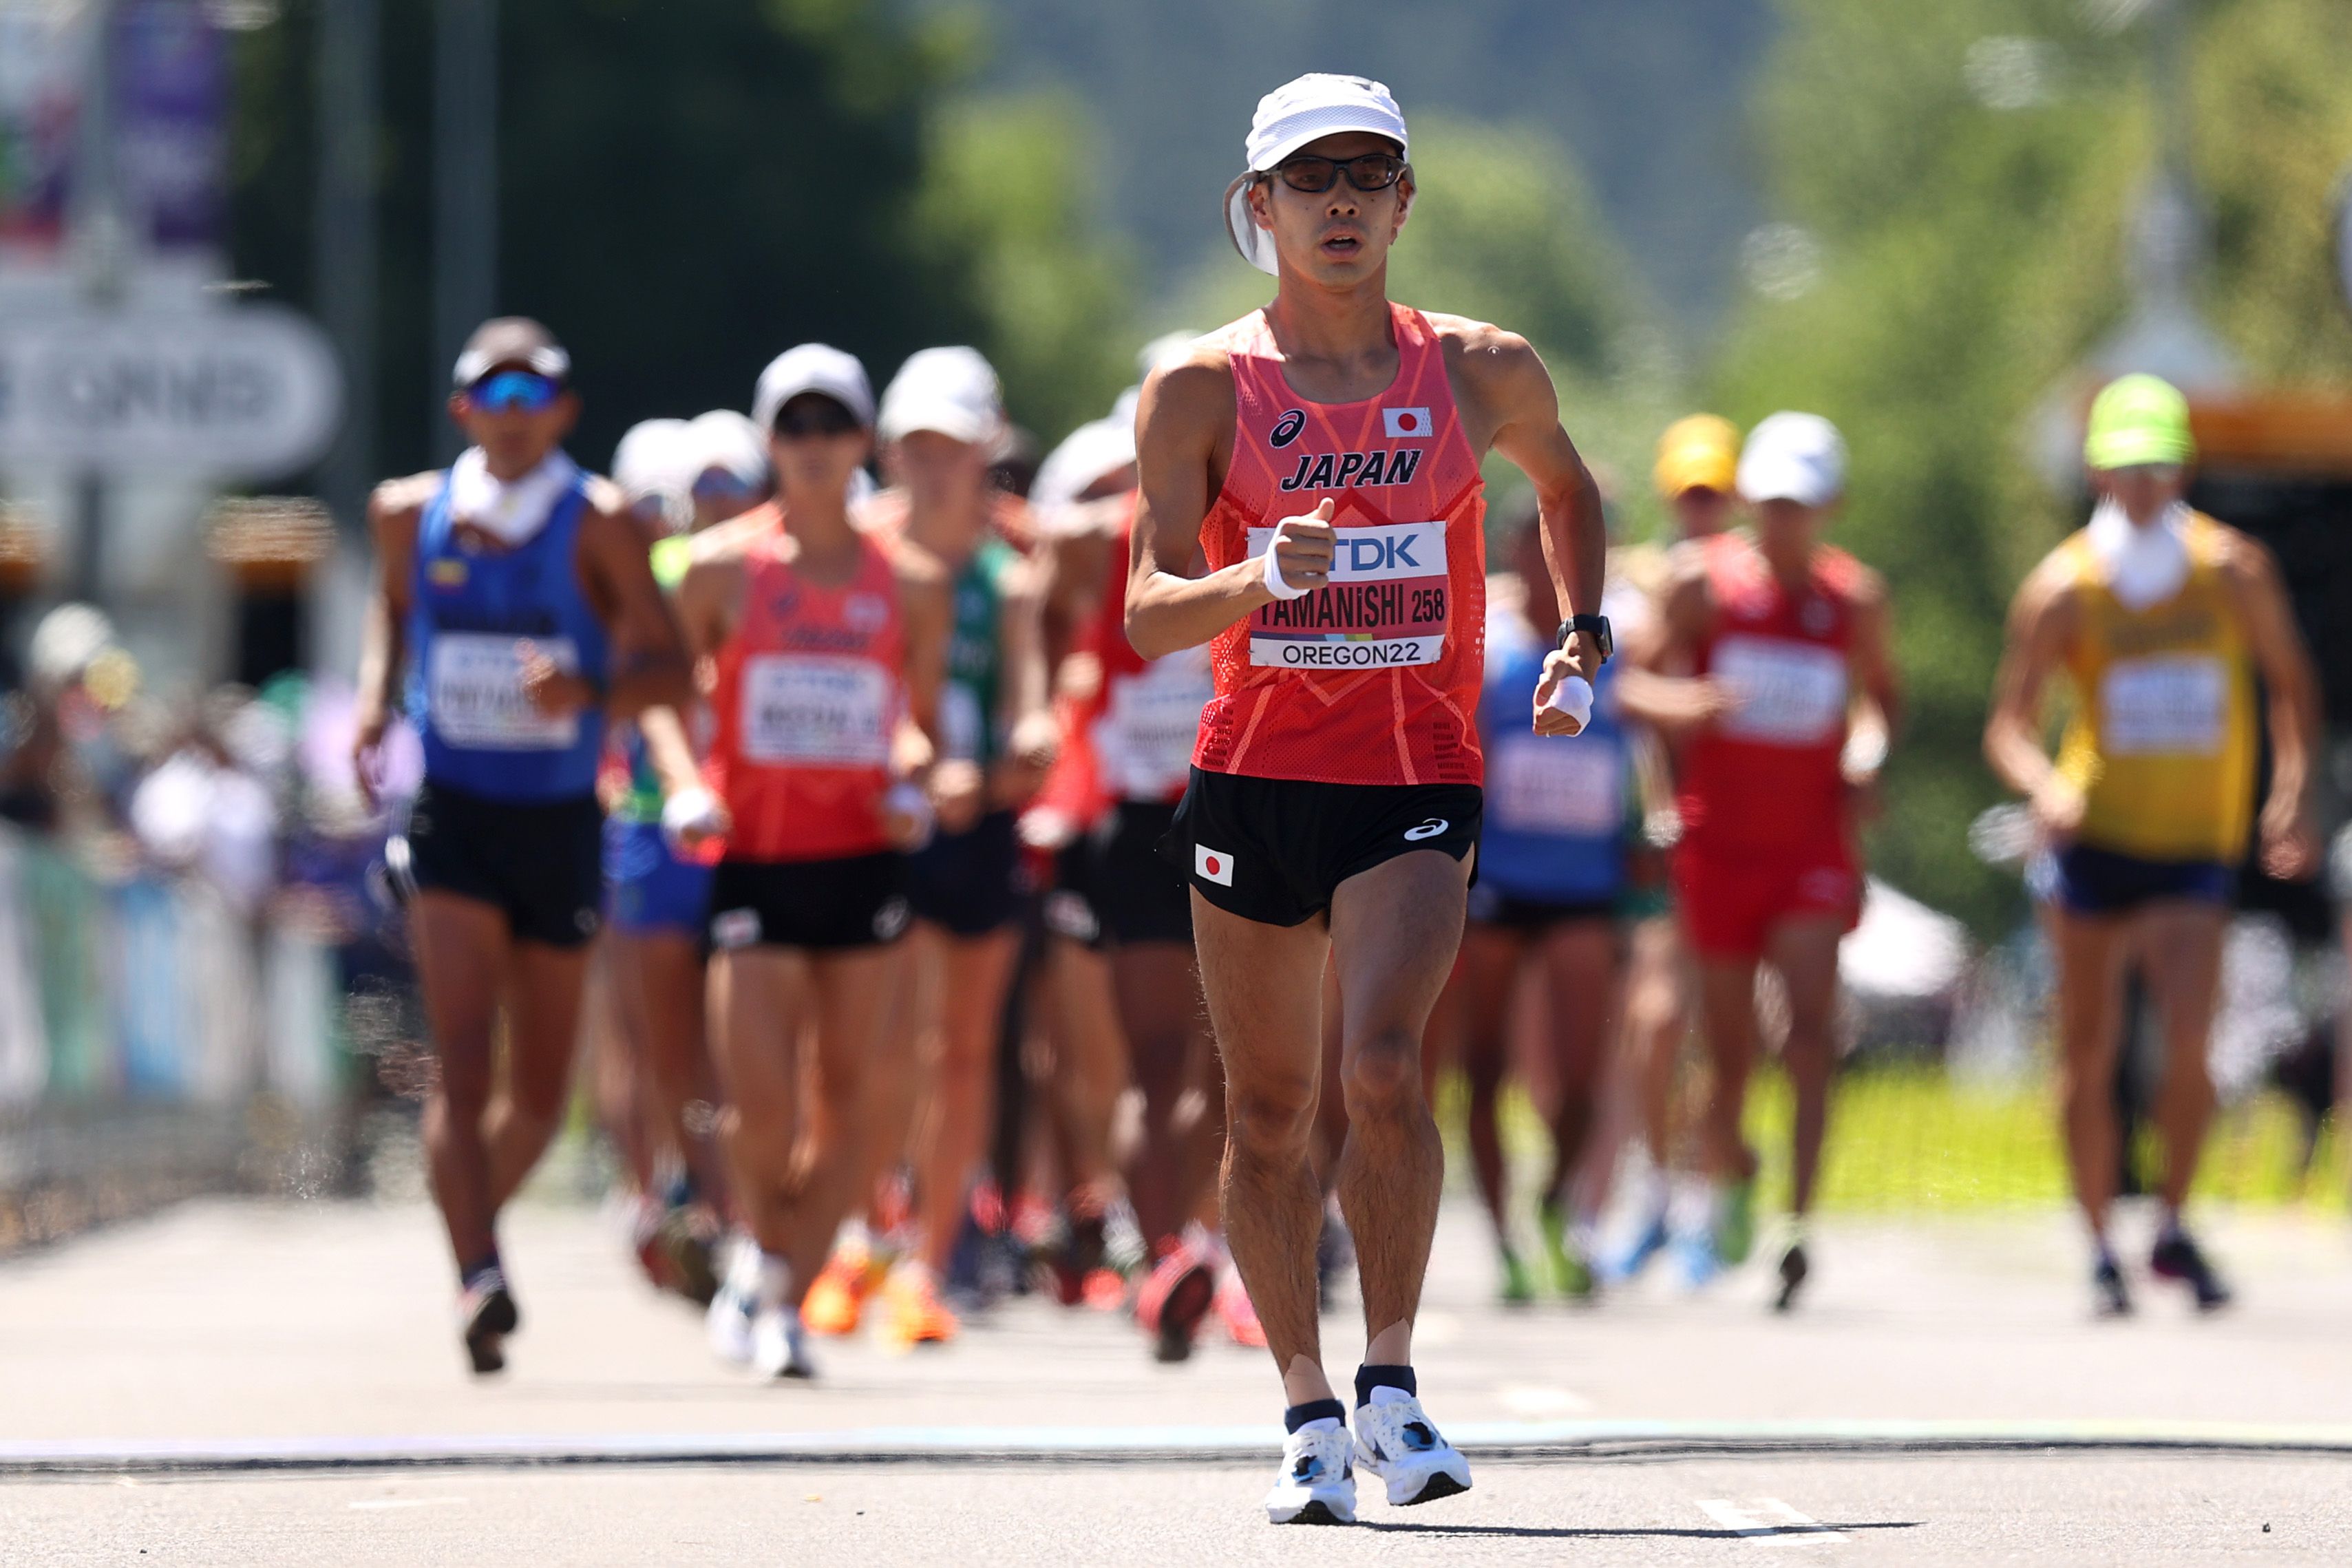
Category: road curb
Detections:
[{"x1": 8, "y1": 1419, "x2": 2352, "y2": 1477}]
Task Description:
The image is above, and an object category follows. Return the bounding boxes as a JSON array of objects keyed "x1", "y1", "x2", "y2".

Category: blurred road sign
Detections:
[{"x1": 0, "y1": 303, "x2": 341, "y2": 477}]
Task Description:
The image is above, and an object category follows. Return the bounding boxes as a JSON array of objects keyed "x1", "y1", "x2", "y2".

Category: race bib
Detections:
[
  {"x1": 741, "y1": 655, "x2": 893, "y2": 766},
  {"x1": 1489, "y1": 732, "x2": 1623, "y2": 837},
  {"x1": 2100, "y1": 654, "x2": 2225, "y2": 755},
  {"x1": 1713, "y1": 635, "x2": 1847, "y2": 745},
  {"x1": 1247, "y1": 522, "x2": 1448, "y2": 670},
  {"x1": 1095, "y1": 647, "x2": 1214, "y2": 798},
  {"x1": 427, "y1": 634, "x2": 580, "y2": 750}
]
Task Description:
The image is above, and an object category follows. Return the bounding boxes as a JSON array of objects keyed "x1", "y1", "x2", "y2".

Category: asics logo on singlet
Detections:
[
  {"x1": 1403, "y1": 818, "x2": 1448, "y2": 841},
  {"x1": 1270, "y1": 408, "x2": 1307, "y2": 448},
  {"x1": 1276, "y1": 447, "x2": 1426, "y2": 494}
]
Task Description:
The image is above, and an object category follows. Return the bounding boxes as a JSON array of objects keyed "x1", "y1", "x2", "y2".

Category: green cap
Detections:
[{"x1": 2084, "y1": 373, "x2": 2194, "y2": 471}]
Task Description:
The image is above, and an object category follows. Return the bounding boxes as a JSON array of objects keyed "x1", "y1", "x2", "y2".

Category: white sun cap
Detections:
[
  {"x1": 1031, "y1": 416, "x2": 1139, "y2": 530},
  {"x1": 878, "y1": 346, "x2": 1005, "y2": 447},
  {"x1": 752, "y1": 343, "x2": 876, "y2": 434},
  {"x1": 1224, "y1": 74, "x2": 1409, "y2": 276},
  {"x1": 1737, "y1": 412, "x2": 1848, "y2": 508},
  {"x1": 611, "y1": 419, "x2": 697, "y2": 501},
  {"x1": 688, "y1": 409, "x2": 770, "y2": 489}
]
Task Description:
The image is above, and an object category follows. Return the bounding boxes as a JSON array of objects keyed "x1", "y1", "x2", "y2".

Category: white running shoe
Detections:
[
  {"x1": 1264, "y1": 1422, "x2": 1357, "y2": 1525},
  {"x1": 1352, "y1": 1388, "x2": 1472, "y2": 1507},
  {"x1": 705, "y1": 1238, "x2": 759, "y2": 1366},
  {"x1": 751, "y1": 1305, "x2": 816, "y2": 1379}
]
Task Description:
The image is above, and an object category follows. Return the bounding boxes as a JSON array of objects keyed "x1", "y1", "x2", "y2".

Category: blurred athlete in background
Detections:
[
  {"x1": 354, "y1": 318, "x2": 693, "y2": 1374},
  {"x1": 1986, "y1": 374, "x2": 2317, "y2": 1317}
]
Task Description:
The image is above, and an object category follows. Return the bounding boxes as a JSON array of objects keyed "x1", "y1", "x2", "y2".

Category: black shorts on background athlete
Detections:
[
  {"x1": 909, "y1": 808, "x2": 1022, "y2": 936},
  {"x1": 708, "y1": 853, "x2": 912, "y2": 952},
  {"x1": 1091, "y1": 800, "x2": 1194, "y2": 946},
  {"x1": 1161, "y1": 767, "x2": 1482, "y2": 929},
  {"x1": 405, "y1": 779, "x2": 604, "y2": 947}
]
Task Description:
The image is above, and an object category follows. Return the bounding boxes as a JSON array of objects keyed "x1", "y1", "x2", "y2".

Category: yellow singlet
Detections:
[{"x1": 2053, "y1": 511, "x2": 2256, "y2": 864}]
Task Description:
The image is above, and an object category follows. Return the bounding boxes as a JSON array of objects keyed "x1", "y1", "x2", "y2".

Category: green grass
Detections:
[{"x1": 1445, "y1": 1064, "x2": 2348, "y2": 1215}]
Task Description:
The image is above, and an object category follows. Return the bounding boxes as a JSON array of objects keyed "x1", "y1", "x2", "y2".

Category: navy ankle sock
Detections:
[
  {"x1": 1355, "y1": 1364, "x2": 1417, "y2": 1408},
  {"x1": 460, "y1": 1249, "x2": 503, "y2": 1290},
  {"x1": 1284, "y1": 1398, "x2": 1346, "y2": 1434}
]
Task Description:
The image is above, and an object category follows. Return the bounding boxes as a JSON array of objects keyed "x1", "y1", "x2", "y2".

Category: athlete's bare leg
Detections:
[
  {"x1": 1764, "y1": 916, "x2": 1845, "y2": 1218},
  {"x1": 1536, "y1": 918, "x2": 1621, "y2": 1211},
  {"x1": 483, "y1": 940, "x2": 591, "y2": 1211},
  {"x1": 621, "y1": 929, "x2": 728, "y2": 1206},
  {"x1": 1048, "y1": 936, "x2": 1130, "y2": 1210},
  {"x1": 1450, "y1": 925, "x2": 1525, "y2": 1244},
  {"x1": 915, "y1": 923, "x2": 1024, "y2": 1274},
  {"x1": 412, "y1": 891, "x2": 513, "y2": 1269},
  {"x1": 1694, "y1": 957, "x2": 1765, "y2": 1189},
  {"x1": 1115, "y1": 940, "x2": 1214, "y2": 1248},
  {"x1": 1621, "y1": 916, "x2": 1692, "y2": 1170},
  {"x1": 2049, "y1": 908, "x2": 2132, "y2": 1243},
  {"x1": 2134, "y1": 903, "x2": 2227, "y2": 1212},
  {"x1": 1327, "y1": 852, "x2": 1469, "y2": 1372},
  {"x1": 586, "y1": 947, "x2": 656, "y2": 1192}
]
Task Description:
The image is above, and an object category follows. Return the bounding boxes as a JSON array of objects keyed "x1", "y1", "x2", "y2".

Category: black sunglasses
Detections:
[
  {"x1": 772, "y1": 398, "x2": 861, "y2": 439},
  {"x1": 1269, "y1": 152, "x2": 1409, "y2": 195}
]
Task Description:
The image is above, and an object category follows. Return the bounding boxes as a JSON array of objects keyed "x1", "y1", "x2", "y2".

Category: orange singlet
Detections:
[
  {"x1": 1193, "y1": 304, "x2": 1487, "y2": 787},
  {"x1": 704, "y1": 505, "x2": 907, "y2": 862}
]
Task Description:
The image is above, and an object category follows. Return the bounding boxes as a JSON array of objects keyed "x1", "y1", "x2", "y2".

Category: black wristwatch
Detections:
[{"x1": 1556, "y1": 613, "x2": 1613, "y2": 661}]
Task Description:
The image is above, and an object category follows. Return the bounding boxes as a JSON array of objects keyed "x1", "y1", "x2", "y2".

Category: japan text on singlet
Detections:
[
  {"x1": 1192, "y1": 304, "x2": 1487, "y2": 786},
  {"x1": 704, "y1": 505, "x2": 907, "y2": 862},
  {"x1": 1677, "y1": 531, "x2": 1862, "y2": 849}
]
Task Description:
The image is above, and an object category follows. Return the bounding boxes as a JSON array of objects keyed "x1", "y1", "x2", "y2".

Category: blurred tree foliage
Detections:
[
  {"x1": 226, "y1": 0, "x2": 1137, "y2": 482},
  {"x1": 1172, "y1": 118, "x2": 1680, "y2": 542},
  {"x1": 1713, "y1": 0, "x2": 2352, "y2": 933}
]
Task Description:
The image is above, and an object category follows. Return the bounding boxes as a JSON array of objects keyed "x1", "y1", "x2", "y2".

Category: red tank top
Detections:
[
  {"x1": 1192, "y1": 304, "x2": 1487, "y2": 786},
  {"x1": 1677, "y1": 532, "x2": 1861, "y2": 849},
  {"x1": 1084, "y1": 511, "x2": 1216, "y2": 805},
  {"x1": 704, "y1": 507, "x2": 907, "y2": 862}
]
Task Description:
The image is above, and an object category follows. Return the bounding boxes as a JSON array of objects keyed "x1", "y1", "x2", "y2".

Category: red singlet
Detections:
[
  {"x1": 1192, "y1": 304, "x2": 1487, "y2": 786},
  {"x1": 1676, "y1": 531, "x2": 1862, "y2": 849},
  {"x1": 1084, "y1": 511, "x2": 1216, "y2": 805},
  {"x1": 704, "y1": 507, "x2": 907, "y2": 861}
]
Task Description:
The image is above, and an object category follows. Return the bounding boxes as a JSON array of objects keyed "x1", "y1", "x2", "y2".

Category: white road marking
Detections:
[
  {"x1": 348, "y1": 1497, "x2": 469, "y2": 1512},
  {"x1": 1497, "y1": 1384, "x2": 1594, "y2": 1418},
  {"x1": 1699, "y1": 1497, "x2": 1845, "y2": 1542}
]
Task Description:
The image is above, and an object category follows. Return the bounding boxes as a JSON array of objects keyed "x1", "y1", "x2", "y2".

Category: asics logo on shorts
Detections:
[
  {"x1": 872, "y1": 896, "x2": 912, "y2": 942},
  {"x1": 711, "y1": 907, "x2": 761, "y2": 949},
  {"x1": 1403, "y1": 818, "x2": 1449, "y2": 841}
]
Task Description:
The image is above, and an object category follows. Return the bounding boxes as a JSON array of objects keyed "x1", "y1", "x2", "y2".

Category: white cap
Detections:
[
  {"x1": 688, "y1": 409, "x2": 770, "y2": 489},
  {"x1": 1225, "y1": 74, "x2": 1409, "y2": 276},
  {"x1": 1737, "y1": 412, "x2": 1847, "y2": 507},
  {"x1": 611, "y1": 419, "x2": 697, "y2": 500},
  {"x1": 878, "y1": 346, "x2": 1005, "y2": 447},
  {"x1": 1030, "y1": 416, "x2": 1138, "y2": 527},
  {"x1": 752, "y1": 343, "x2": 876, "y2": 434}
]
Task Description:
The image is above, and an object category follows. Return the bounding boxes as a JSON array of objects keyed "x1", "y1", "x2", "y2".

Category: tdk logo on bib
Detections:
[
  {"x1": 1382, "y1": 407, "x2": 1432, "y2": 439},
  {"x1": 1245, "y1": 522, "x2": 1450, "y2": 670}
]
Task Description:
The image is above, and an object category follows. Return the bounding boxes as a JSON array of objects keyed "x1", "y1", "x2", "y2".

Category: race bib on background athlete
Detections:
[
  {"x1": 427, "y1": 634, "x2": 581, "y2": 750},
  {"x1": 1488, "y1": 732, "x2": 1623, "y2": 837},
  {"x1": 2100, "y1": 654, "x2": 2225, "y2": 755},
  {"x1": 1245, "y1": 522, "x2": 1448, "y2": 670},
  {"x1": 1713, "y1": 635, "x2": 1847, "y2": 745},
  {"x1": 1095, "y1": 647, "x2": 1214, "y2": 799},
  {"x1": 741, "y1": 654, "x2": 893, "y2": 765}
]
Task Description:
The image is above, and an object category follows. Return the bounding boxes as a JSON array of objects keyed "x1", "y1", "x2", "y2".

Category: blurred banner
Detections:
[{"x1": 0, "y1": 0, "x2": 86, "y2": 264}]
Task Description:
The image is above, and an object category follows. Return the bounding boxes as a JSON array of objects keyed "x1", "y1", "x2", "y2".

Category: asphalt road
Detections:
[{"x1": 3, "y1": 1195, "x2": 2351, "y2": 1562}]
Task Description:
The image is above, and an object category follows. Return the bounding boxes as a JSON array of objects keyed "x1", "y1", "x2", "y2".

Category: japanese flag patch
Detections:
[
  {"x1": 1383, "y1": 406, "x2": 1433, "y2": 440},
  {"x1": 1194, "y1": 843, "x2": 1236, "y2": 887}
]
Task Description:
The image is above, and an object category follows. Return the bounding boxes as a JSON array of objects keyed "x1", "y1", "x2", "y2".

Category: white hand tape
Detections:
[
  {"x1": 1260, "y1": 531, "x2": 1313, "y2": 600},
  {"x1": 885, "y1": 779, "x2": 935, "y2": 840},
  {"x1": 661, "y1": 785, "x2": 723, "y2": 847},
  {"x1": 1544, "y1": 675, "x2": 1594, "y2": 728}
]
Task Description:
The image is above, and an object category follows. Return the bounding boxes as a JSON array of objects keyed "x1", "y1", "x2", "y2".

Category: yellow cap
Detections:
[
  {"x1": 2084, "y1": 374, "x2": 2195, "y2": 471},
  {"x1": 1653, "y1": 414, "x2": 1740, "y2": 498}
]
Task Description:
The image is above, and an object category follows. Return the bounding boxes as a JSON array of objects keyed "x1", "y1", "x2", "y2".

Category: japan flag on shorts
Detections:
[{"x1": 1195, "y1": 843, "x2": 1236, "y2": 887}]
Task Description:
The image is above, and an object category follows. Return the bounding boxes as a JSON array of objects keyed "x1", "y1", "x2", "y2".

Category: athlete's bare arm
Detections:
[
  {"x1": 1983, "y1": 553, "x2": 2087, "y2": 836},
  {"x1": 1842, "y1": 566, "x2": 1902, "y2": 785},
  {"x1": 988, "y1": 558, "x2": 1059, "y2": 807},
  {"x1": 1125, "y1": 350, "x2": 1335, "y2": 660},
  {"x1": 350, "y1": 472, "x2": 439, "y2": 807},
  {"x1": 887, "y1": 536, "x2": 954, "y2": 786},
  {"x1": 638, "y1": 533, "x2": 754, "y2": 805},
  {"x1": 1611, "y1": 547, "x2": 1737, "y2": 732},
  {"x1": 564, "y1": 504, "x2": 695, "y2": 723},
  {"x1": 1432, "y1": 317, "x2": 1608, "y2": 736},
  {"x1": 2216, "y1": 527, "x2": 2321, "y2": 877}
]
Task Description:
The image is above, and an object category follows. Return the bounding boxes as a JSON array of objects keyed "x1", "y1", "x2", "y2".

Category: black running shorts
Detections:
[
  {"x1": 1466, "y1": 885, "x2": 1616, "y2": 931},
  {"x1": 707, "y1": 852, "x2": 912, "y2": 952},
  {"x1": 404, "y1": 778, "x2": 604, "y2": 948},
  {"x1": 907, "y1": 808, "x2": 1022, "y2": 937},
  {"x1": 1088, "y1": 799, "x2": 1194, "y2": 947},
  {"x1": 1159, "y1": 767, "x2": 1482, "y2": 929}
]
